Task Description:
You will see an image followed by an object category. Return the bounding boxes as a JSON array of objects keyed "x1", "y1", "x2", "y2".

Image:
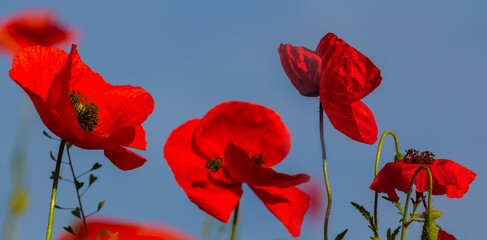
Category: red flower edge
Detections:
[
  {"x1": 164, "y1": 101, "x2": 310, "y2": 237},
  {"x1": 56, "y1": 217, "x2": 200, "y2": 240},
  {"x1": 9, "y1": 45, "x2": 154, "y2": 170},
  {"x1": 438, "y1": 229, "x2": 456, "y2": 240},
  {"x1": 0, "y1": 9, "x2": 76, "y2": 55},
  {"x1": 278, "y1": 32, "x2": 381, "y2": 144},
  {"x1": 369, "y1": 159, "x2": 476, "y2": 201}
]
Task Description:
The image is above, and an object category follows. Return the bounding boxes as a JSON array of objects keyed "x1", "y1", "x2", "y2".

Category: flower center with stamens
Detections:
[
  {"x1": 205, "y1": 157, "x2": 222, "y2": 173},
  {"x1": 252, "y1": 153, "x2": 264, "y2": 166},
  {"x1": 403, "y1": 148, "x2": 435, "y2": 164},
  {"x1": 69, "y1": 90, "x2": 99, "y2": 132}
]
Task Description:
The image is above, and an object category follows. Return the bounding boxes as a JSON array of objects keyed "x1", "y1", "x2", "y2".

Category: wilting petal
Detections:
[
  {"x1": 250, "y1": 185, "x2": 309, "y2": 238},
  {"x1": 321, "y1": 99, "x2": 378, "y2": 144},
  {"x1": 278, "y1": 43, "x2": 321, "y2": 97},
  {"x1": 316, "y1": 33, "x2": 382, "y2": 103},
  {"x1": 104, "y1": 145, "x2": 147, "y2": 171},
  {"x1": 193, "y1": 101, "x2": 291, "y2": 168},
  {"x1": 164, "y1": 119, "x2": 243, "y2": 222},
  {"x1": 370, "y1": 160, "x2": 476, "y2": 201},
  {"x1": 224, "y1": 143, "x2": 309, "y2": 187}
]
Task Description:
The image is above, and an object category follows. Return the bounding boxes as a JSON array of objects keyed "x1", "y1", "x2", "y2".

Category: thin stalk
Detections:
[
  {"x1": 373, "y1": 131, "x2": 401, "y2": 226},
  {"x1": 45, "y1": 139, "x2": 66, "y2": 240},
  {"x1": 400, "y1": 166, "x2": 433, "y2": 240},
  {"x1": 230, "y1": 202, "x2": 240, "y2": 240},
  {"x1": 319, "y1": 103, "x2": 331, "y2": 240},
  {"x1": 66, "y1": 146, "x2": 89, "y2": 239}
]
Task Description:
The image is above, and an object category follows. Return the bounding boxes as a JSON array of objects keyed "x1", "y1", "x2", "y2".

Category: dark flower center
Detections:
[
  {"x1": 403, "y1": 148, "x2": 435, "y2": 164},
  {"x1": 205, "y1": 153, "x2": 264, "y2": 173},
  {"x1": 69, "y1": 90, "x2": 99, "y2": 132},
  {"x1": 251, "y1": 153, "x2": 264, "y2": 166}
]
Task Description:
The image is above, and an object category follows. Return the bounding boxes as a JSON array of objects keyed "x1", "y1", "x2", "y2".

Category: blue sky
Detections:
[{"x1": 0, "y1": 1, "x2": 486, "y2": 239}]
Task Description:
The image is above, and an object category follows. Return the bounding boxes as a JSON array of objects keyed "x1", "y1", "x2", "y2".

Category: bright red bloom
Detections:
[
  {"x1": 278, "y1": 33, "x2": 381, "y2": 144},
  {"x1": 164, "y1": 101, "x2": 310, "y2": 237},
  {"x1": 0, "y1": 9, "x2": 76, "y2": 55},
  {"x1": 9, "y1": 45, "x2": 154, "y2": 170},
  {"x1": 438, "y1": 229, "x2": 456, "y2": 240},
  {"x1": 369, "y1": 158, "x2": 476, "y2": 201},
  {"x1": 56, "y1": 217, "x2": 200, "y2": 240}
]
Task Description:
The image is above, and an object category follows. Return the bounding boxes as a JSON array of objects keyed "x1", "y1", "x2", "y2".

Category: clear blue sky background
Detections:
[{"x1": 0, "y1": 1, "x2": 486, "y2": 239}]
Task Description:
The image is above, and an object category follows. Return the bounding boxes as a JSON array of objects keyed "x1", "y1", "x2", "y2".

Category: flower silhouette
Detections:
[
  {"x1": 279, "y1": 32, "x2": 381, "y2": 144},
  {"x1": 9, "y1": 45, "x2": 154, "y2": 170},
  {"x1": 164, "y1": 101, "x2": 310, "y2": 237}
]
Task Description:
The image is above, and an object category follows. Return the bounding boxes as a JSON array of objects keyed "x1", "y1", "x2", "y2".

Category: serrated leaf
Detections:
[
  {"x1": 382, "y1": 196, "x2": 404, "y2": 216},
  {"x1": 89, "y1": 174, "x2": 98, "y2": 186},
  {"x1": 71, "y1": 207, "x2": 81, "y2": 219},
  {"x1": 50, "y1": 152, "x2": 56, "y2": 161},
  {"x1": 63, "y1": 226, "x2": 75, "y2": 235},
  {"x1": 91, "y1": 163, "x2": 102, "y2": 171},
  {"x1": 335, "y1": 229, "x2": 348, "y2": 240},
  {"x1": 350, "y1": 202, "x2": 378, "y2": 237},
  {"x1": 97, "y1": 200, "x2": 105, "y2": 211},
  {"x1": 391, "y1": 226, "x2": 400, "y2": 240},
  {"x1": 75, "y1": 180, "x2": 84, "y2": 190}
]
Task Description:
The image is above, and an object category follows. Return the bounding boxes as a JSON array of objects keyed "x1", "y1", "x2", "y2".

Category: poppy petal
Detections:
[
  {"x1": 250, "y1": 185, "x2": 309, "y2": 238},
  {"x1": 164, "y1": 119, "x2": 243, "y2": 222},
  {"x1": 438, "y1": 230, "x2": 457, "y2": 240},
  {"x1": 278, "y1": 43, "x2": 321, "y2": 97},
  {"x1": 223, "y1": 143, "x2": 310, "y2": 187},
  {"x1": 104, "y1": 145, "x2": 147, "y2": 171},
  {"x1": 108, "y1": 125, "x2": 147, "y2": 150},
  {"x1": 321, "y1": 98, "x2": 378, "y2": 144},
  {"x1": 193, "y1": 101, "x2": 291, "y2": 168},
  {"x1": 316, "y1": 33, "x2": 382, "y2": 103}
]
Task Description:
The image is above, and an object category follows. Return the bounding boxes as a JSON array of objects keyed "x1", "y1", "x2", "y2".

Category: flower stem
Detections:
[
  {"x1": 373, "y1": 131, "x2": 401, "y2": 227},
  {"x1": 230, "y1": 202, "x2": 240, "y2": 240},
  {"x1": 45, "y1": 139, "x2": 66, "y2": 240},
  {"x1": 319, "y1": 103, "x2": 331, "y2": 240},
  {"x1": 400, "y1": 166, "x2": 433, "y2": 240},
  {"x1": 66, "y1": 146, "x2": 89, "y2": 239}
]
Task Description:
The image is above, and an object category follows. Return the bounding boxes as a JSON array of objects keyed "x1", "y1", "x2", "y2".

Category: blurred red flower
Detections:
[
  {"x1": 0, "y1": 9, "x2": 76, "y2": 55},
  {"x1": 369, "y1": 149, "x2": 476, "y2": 201},
  {"x1": 9, "y1": 45, "x2": 154, "y2": 170},
  {"x1": 56, "y1": 217, "x2": 199, "y2": 240},
  {"x1": 164, "y1": 101, "x2": 310, "y2": 237},
  {"x1": 278, "y1": 32, "x2": 381, "y2": 144},
  {"x1": 438, "y1": 229, "x2": 456, "y2": 240}
]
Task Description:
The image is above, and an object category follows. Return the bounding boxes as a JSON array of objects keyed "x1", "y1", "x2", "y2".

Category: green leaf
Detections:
[
  {"x1": 75, "y1": 180, "x2": 84, "y2": 190},
  {"x1": 71, "y1": 207, "x2": 81, "y2": 219},
  {"x1": 89, "y1": 174, "x2": 98, "y2": 186},
  {"x1": 382, "y1": 196, "x2": 404, "y2": 216},
  {"x1": 335, "y1": 229, "x2": 348, "y2": 240},
  {"x1": 370, "y1": 237, "x2": 382, "y2": 240},
  {"x1": 43, "y1": 131, "x2": 53, "y2": 139},
  {"x1": 55, "y1": 205, "x2": 63, "y2": 209},
  {"x1": 391, "y1": 226, "x2": 400, "y2": 240},
  {"x1": 63, "y1": 226, "x2": 75, "y2": 235},
  {"x1": 91, "y1": 163, "x2": 102, "y2": 171},
  {"x1": 97, "y1": 200, "x2": 105, "y2": 211},
  {"x1": 50, "y1": 152, "x2": 56, "y2": 161},
  {"x1": 350, "y1": 202, "x2": 379, "y2": 238}
]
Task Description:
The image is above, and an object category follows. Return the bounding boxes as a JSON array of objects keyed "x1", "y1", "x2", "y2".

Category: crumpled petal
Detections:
[
  {"x1": 369, "y1": 160, "x2": 477, "y2": 201},
  {"x1": 164, "y1": 119, "x2": 243, "y2": 222},
  {"x1": 438, "y1": 229, "x2": 457, "y2": 240},
  {"x1": 316, "y1": 32, "x2": 381, "y2": 103},
  {"x1": 321, "y1": 99, "x2": 378, "y2": 144},
  {"x1": 250, "y1": 185, "x2": 309, "y2": 238},
  {"x1": 278, "y1": 43, "x2": 321, "y2": 97},
  {"x1": 193, "y1": 101, "x2": 291, "y2": 168},
  {"x1": 56, "y1": 217, "x2": 200, "y2": 240},
  {"x1": 223, "y1": 142, "x2": 310, "y2": 188}
]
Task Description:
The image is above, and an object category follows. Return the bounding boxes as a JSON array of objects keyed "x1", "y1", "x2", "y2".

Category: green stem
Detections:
[
  {"x1": 373, "y1": 131, "x2": 401, "y2": 226},
  {"x1": 66, "y1": 146, "x2": 89, "y2": 239},
  {"x1": 319, "y1": 103, "x2": 331, "y2": 240},
  {"x1": 230, "y1": 202, "x2": 240, "y2": 240},
  {"x1": 45, "y1": 139, "x2": 66, "y2": 240},
  {"x1": 400, "y1": 166, "x2": 433, "y2": 240}
]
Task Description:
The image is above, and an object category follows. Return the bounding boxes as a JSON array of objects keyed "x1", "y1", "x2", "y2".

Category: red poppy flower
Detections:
[
  {"x1": 0, "y1": 9, "x2": 76, "y2": 55},
  {"x1": 9, "y1": 44, "x2": 154, "y2": 170},
  {"x1": 56, "y1": 217, "x2": 200, "y2": 240},
  {"x1": 438, "y1": 229, "x2": 456, "y2": 240},
  {"x1": 369, "y1": 149, "x2": 476, "y2": 201},
  {"x1": 278, "y1": 32, "x2": 382, "y2": 144},
  {"x1": 163, "y1": 101, "x2": 310, "y2": 237}
]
